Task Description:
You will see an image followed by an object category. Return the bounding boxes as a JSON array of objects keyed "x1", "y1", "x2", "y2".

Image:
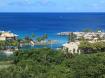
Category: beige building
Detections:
[{"x1": 0, "y1": 31, "x2": 18, "y2": 41}]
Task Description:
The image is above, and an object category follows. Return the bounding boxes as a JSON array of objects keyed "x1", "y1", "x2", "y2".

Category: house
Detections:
[
  {"x1": 63, "y1": 42, "x2": 80, "y2": 54},
  {"x1": 0, "y1": 31, "x2": 18, "y2": 41}
]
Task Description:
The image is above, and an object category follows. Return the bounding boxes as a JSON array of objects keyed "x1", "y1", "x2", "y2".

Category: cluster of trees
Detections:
[
  {"x1": 79, "y1": 41, "x2": 105, "y2": 53},
  {"x1": 0, "y1": 40, "x2": 19, "y2": 50},
  {"x1": 24, "y1": 33, "x2": 48, "y2": 42},
  {"x1": 0, "y1": 33, "x2": 48, "y2": 50},
  {"x1": 0, "y1": 48, "x2": 105, "y2": 78},
  {"x1": 36, "y1": 34, "x2": 48, "y2": 42}
]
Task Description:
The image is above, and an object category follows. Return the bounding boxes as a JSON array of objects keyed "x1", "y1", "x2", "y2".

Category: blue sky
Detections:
[{"x1": 0, "y1": 0, "x2": 105, "y2": 12}]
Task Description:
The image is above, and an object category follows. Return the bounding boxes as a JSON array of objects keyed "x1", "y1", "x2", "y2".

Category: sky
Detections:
[{"x1": 0, "y1": 0, "x2": 105, "y2": 12}]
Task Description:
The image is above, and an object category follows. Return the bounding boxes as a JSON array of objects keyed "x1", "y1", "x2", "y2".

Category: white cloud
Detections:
[{"x1": 7, "y1": 0, "x2": 55, "y2": 6}]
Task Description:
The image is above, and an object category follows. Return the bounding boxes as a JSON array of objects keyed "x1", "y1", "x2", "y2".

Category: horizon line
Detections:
[{"x1": 0, "y1": 12, "x2": 105, "y2": 13}]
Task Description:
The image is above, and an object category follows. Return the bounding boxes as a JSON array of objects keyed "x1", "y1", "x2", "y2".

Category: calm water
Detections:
[{"x1": 0, "y1": 13, "x2": 105, "y2": 48}]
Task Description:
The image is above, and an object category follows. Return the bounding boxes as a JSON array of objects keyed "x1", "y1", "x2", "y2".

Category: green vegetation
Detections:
[
  {"x1": 79, "y1": 41, "x2": 105, "y2": 53},
  {"x1": 31, "y1": 33, "x2": 35, "y2": 38},
  {"x1": 0, "y1": 40, "x2": 19, "y2": 50},
  {"x1": 36, "y1": 34, "x2": 48, "y2": 42},
  {"x1": 1, "y1": 30, "x2": 105, "y2": 77},
  {"x1": 0, "y1": 33, "x2": 49, "y2": 50},
  {"x1": 0, "y1": 48, "x2": 105, "y2": 78}
]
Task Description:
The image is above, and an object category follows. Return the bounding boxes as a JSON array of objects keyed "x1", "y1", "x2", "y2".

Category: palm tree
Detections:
[
  {"x1": 24, "y1": 36, "x2": 31, "y2": 46},
  {"x1": 36, "y1": 37, "x2": 42, "y2": 42},
  {"x1": 68, "y1": 32, "x2": 77, "y2": 42},
  {"x1": 31, "y1": 33, "x2": 35, "y2": 39},
  {"x1": 68, "y1": 33, "x2": 71, "y2": 43},
  {"x1": 42, "y1": 34, "x2": 48, "y2": 41}
]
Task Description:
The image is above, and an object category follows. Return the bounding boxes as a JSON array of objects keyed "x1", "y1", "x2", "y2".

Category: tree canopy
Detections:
[{"x1": 0, "y1": 48, "x2": 105, "y2": 78}]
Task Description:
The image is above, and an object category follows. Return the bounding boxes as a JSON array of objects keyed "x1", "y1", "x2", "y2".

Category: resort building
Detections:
[
  {"x1": 58, "y1": 31, "x2": 105, "y2": 40},
  {"x1": 0, "y1": 31, "x2": 18, "y2": 41},
  {"x1": 61, "y1": 31, "x2": 105, "y2": 54},
  {"x1": 63, "y1": 42, "x2": 80, "y2": 54}
]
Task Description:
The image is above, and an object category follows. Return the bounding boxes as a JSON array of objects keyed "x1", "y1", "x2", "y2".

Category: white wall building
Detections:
[{"x1": 63, "y1": 42, "x2": 80, "y2": 54}]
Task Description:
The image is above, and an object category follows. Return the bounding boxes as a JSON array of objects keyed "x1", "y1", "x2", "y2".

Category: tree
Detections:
[
  {"x1": 68, "y1": 32, "x2": 77, "y2": 42},
  {"x1": 68, "y1": 33, "x2": 71, "y2": 43},
  {"x1": 79, "y1": 40, "x2": 105, "y2": 53},
  {"x1": 1, "y1": 48, "x2": 105, "y2": 77},
  {"x1": 96, "y1": 34, "x2": 102, "y2": 40},
  {"x1": 36, "y1": 37, "x2": 42, "y2": 42},
  {"x1": 0, "y1": 41, "x2": 5, "y2": 50},
  {"x1": 24, "y1": 36, "x2": 31, "y2": 41},
  {"x1": 79, "y1": 41, "x2": 94, "y2": 53},
  {"x1": 79, "y1": 36, "x2": 85, "y2": 41},
  {"x1": 70, "y1": 32, "x2": 77, "y2": 42},
  {"x1": 11, "y1": 41, "x2": 19, "y2": 47},
  {"x1": 42, "y1": 34, "x2": 48, "y2": 41},
  {"x1": 31, "y1": 33, "x2": 35, "y2": 40}
]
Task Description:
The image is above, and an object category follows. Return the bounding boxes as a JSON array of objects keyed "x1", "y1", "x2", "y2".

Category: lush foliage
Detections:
[
  {"x1": 79, "y1": 41, "x2": 105, "y2": 53},
  {"x1": 0, "y1": 40, "x2": 19, "y2": 50},
  {"x1": 0, "y1": 48, "x2": 105, "y2": 78},
  {"x1": 36, "y1": 34, "x2": 48, "y2": 42}
]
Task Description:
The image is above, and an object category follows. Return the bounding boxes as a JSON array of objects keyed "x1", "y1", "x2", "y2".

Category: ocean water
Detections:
[{"x1": 0, "y1": 13, "x2": 105, "y2": 48}]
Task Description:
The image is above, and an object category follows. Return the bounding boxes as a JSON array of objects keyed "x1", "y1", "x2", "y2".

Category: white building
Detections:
[
  {"x1": 58, "y1": 31, "x2": 105, "y2": 40},
  {"x1": 63, "y1": 42, "x2": 80, "y2": 54}
]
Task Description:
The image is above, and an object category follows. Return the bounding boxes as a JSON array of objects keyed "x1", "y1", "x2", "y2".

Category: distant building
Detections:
[
  {"x1": 58, "y1": 31, "x2": 105, "y2": 40},
  {"x1": 0, "y1": 31, "x2": 18, "y2": 41},
  {"x1": 63, "y1": 42, "x2": 80, "y2": 54}
]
